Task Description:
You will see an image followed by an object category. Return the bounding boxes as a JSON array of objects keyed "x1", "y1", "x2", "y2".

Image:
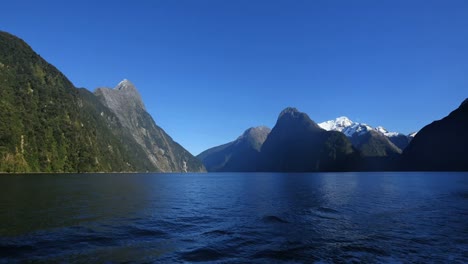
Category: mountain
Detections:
[
  {"x1": 197, "y1": 126, "x2": 270, "y2": 172},
  {"x1": 349, "y1": 130, "x2": 402, "y2": 157},
  {"x1": 258, "y1": 108, "x2": 357, "y2": 172},
  {"x1": 95, "y1": 81, "x2": 205, "y2": 172},
  {"x1": 375, "y1": 126, "x2": 417, "y2": 151},
  {"x1": 0, "y1": 31, "x2": 204, "y2": 173},
  {"x1": 319, "y1": 116, "x2": 412, "y2": 156},
  {"x1": 401, "y1": 99, "x2": 468, "y2": 171},
  {"x1": 0, "y1": 31, "x2": 155, "y2": 172}
]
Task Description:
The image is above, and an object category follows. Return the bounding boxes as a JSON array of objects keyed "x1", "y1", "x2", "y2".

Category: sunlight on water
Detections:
[{"x1": 0, "y1": 172, "x2": 467, "y2": 263}]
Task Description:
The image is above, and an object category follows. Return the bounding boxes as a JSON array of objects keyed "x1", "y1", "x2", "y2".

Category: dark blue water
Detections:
[{"x1": 0, "y1": 172, "x2": 467, "y2": 263}]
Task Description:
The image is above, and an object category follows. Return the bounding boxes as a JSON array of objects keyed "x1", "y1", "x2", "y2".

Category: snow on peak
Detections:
[
  {"x1": 384, "y1": 131, "x2": 401, "y2": 137},
  {"x1": 318, "y1": 116, "x2": 354, "y2": 132},
  {"x1": 334, "y1": 116, "x2": 354, "y2": 128},
  {"x1": 116, "y1": 79, "x2": 135, "y2": 90},
  {"x1": 375, "y1": 126, "x2": 402, "y2": 137},
  {"x1": 319, "y1": 117, "x2": 402, "y2": 138},
  {"x1": 375, "y1": 126, "x2": 387, "y2": 134}
]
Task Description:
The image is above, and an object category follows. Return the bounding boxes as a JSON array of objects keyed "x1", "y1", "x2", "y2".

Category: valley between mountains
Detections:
[{"x1": 1, "y1": 31, "x2": 467, "y2": 173}]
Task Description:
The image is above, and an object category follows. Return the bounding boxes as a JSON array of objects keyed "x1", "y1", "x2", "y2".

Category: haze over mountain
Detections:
[
  {"x1": 0, "y1": 31, "x2": 204, "y2": 173},
  {"x1": 402, "y1": 99, "x2": 468, "y2": 171},
  {"x1": 197, "y1": 126, "x2": 270, "y2": 172}
]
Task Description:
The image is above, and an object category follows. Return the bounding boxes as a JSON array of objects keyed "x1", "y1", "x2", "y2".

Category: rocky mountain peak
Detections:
[
  {"x1": 319, "y1": 117, "x2": 404, "y2": 138},
  {"x1": 276, "y1": 107, "x2": 321, "y2": 131},
  {"x1": 375, "y1": 126, "x2": 388, "y2": 133},
  {"x1": 114, "y1": 79, "x2": 145, "y2": 110},
  {"x1": 94, "y1": 79, "x2": 205, "y2": 172},
  {"x1": 95, "y1": 79, "x2": 146, "y2": 112},
  {"x1": 318, "y1": 116, "x2": 354, "y2": 132},
  {"x1": 116, "y1": 79, "x2": 135, "y2": 91},
  {"x1": 238, "y1": 126, "x2": 271, "y2": 147},
  {"x1": 197, "y1": 126, "x2": 271, "y2": 171},
  {"x1": 334, "y1": 116, "x2": 354, "y2": 127},
  {"x1": 279, "y1": 107, "x2": 300, "y2": 119}
]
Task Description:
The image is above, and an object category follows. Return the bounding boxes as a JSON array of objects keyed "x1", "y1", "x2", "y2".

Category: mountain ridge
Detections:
[
  {"x1": 257, "y1": 107, "x2": 357, "y2": 172},
  {"x1": 318, "y1": 116, "x2": 415, "y2": 152},
  {"x1": 0, "y1": 31, "x2": 204, "y2": 173},
  {"x1": 401, "y1": 98, "x2": 468, "y2": 171},
  {"x1": 2, "y1": 31, "x2": 466, "y2": 173},
  {"x1": 318, "y1": 116, "x2": 415, "y2": 139},
  {"x1": 0, "y1": 31, "x2": 155, "y2": 172},
  {"x1": 95, "y1": 80, "x2": 205, "y2": 172},
  {"x1": 197, "y1": 126, "x2": 270, "y2": 172}
]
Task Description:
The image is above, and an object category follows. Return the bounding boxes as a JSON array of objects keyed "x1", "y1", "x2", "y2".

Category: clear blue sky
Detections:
[{"x1": 2, "y1": 0, "x2": 467, "y2": 155}]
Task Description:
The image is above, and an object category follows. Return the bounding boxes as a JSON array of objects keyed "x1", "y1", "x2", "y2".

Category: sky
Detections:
[{"x1": 1, "y1": 0, "x2": 467, "y2": 155}]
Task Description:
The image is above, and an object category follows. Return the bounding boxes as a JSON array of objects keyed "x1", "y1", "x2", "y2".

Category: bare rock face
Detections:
[
  {"x1": 95, "y1": 80, "x2": 145, "y2": 129},
  {"x1": 95, "y1": 80, "x2": 205, "y2": 172}
]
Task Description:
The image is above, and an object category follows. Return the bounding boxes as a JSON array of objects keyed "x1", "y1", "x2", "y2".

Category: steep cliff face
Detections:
[
  {"x1": 0, "y1": 31, "x2": 204, "y2": 173},
  {"x1": 0, "y1": 31, "x2": 158, "y2": 172},
  {"x1": 95, "y1": 80, "x2": 205, "y2": 172}
]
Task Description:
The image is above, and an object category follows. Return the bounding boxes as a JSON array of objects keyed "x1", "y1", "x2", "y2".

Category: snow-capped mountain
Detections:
[
  {"x1": 318, "y1": 116, "x2": 405, "y2": 138},
  {"x1": 319, "y1": 116, "x2": 417, "y2": 152}
]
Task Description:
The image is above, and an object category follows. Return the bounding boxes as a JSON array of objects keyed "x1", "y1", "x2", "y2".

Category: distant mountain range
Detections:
[
  {"x1": 199, "y1": 108, "x2": 358, "y2": 172},
  {"x1": 258, "y1": 108, "x2": 357, "y2": 172},
  {"x1": 0, "y1": 31, "x2": 205, "y2": 173},
  {"x1": 199, "y1": 103, "x2": 468, "y2": 172},
  {"x1": 318, "y1": 116, "x2": 415, "y2": 156},
  {"x1": 1, "y1": 31, "x2": 467, "y2": 173}
]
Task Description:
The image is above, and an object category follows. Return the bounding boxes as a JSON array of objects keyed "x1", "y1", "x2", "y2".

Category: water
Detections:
[{"x1": 0, "y1": 172, "x2": 467, "y2": 263}]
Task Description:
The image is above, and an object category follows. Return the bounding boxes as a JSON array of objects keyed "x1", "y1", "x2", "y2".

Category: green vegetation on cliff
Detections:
[{"x1": 0, "y1": 31, "x2": 157, "y2": 172}]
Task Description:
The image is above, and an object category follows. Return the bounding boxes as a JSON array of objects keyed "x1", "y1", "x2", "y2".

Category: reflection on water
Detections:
[{"x1": 0, "y1": 172, "x2": 467, "y2": 263}]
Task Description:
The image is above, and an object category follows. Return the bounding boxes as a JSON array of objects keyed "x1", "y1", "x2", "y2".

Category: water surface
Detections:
[{"x1": 0, "y1": 172, "x2": 467, "y2": 263}]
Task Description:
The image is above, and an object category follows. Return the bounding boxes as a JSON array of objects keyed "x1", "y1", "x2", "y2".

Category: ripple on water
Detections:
[
  {"x1": 341, "y1": 244, "x2": 389, "y2": 256},
  {"x1": 316, "y1": 206, "x2": 339, "y2": 214},
  {"x1": 202, "y1": 229, "x2": 233, "y2": 236},
  {"x1": 262, "y1": 215, "x2": 290, "y2": 224},
  {"x1": 0, "y1": 172, "x2": 467, "y2": 263},
  {"x1": 251, "y1": 246, "x2": 318, "y2": 263},
  {"x1": 126, "y1": 225, "x2": 168, "y2": 238},
  {"x1": 309, "y1": 206, "x2": 341, "y2": 221},
  {"x1": 180, "y1": 247, "x2": 229, "y2": 262}
]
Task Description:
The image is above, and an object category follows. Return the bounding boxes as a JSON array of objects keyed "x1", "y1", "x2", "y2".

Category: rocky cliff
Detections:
[{"x1": 95, "y1": 80, "x2": 205, "y2": 172}]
